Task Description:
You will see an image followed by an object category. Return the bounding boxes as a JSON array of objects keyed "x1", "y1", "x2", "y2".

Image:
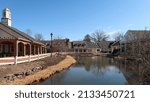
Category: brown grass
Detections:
[{"x1": 5, "y1": 55, "x2": 76, "y2": 85}]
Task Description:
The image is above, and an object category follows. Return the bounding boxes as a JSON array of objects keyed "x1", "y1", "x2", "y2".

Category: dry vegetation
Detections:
[
  {"x1": 0, "y1": 55, "x2": 76, "y2": 85},
  {"x1": 125, "y1": 31, "x2": 150, "y2": 84}
]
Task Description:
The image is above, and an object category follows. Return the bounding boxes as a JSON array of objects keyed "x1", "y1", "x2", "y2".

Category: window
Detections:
[
  {"x1": 3, "y1": 45, "x2": 5, "y2": 52},
  {"x1": 79, "y1": 49, "x2": 82, "y2": 52},
  {"x1": 5, "y1": 45, "x2": 9, "y2": 53},
  {"x1": 75, "y1": 49, "x2": 78, "y2": 52},
  {"x1": 9, "y1": 45, "x2": 14, "y2": 53},
  {"x1": 97, "y1": 49, "x2": 100, "y2": 51}
]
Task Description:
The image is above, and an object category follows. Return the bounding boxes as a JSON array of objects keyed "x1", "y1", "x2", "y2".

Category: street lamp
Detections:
[{"x1": 50, "y1": 33, "x2": 53, "y2": 57}]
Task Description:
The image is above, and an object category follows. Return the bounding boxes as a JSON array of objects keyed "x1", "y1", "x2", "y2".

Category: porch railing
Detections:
[{"x1": 0, "y1": 53, "x2": 51, "y2": 65}]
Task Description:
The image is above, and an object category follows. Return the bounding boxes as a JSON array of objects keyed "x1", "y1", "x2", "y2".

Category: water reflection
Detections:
[{"x1": 40, "y1": 56, "x2": 140, "y2": 85}]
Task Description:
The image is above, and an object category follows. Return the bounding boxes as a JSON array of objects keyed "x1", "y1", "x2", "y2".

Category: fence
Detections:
[{"x1": 0, "y1": 53, "x2": 51, "y2": 65}]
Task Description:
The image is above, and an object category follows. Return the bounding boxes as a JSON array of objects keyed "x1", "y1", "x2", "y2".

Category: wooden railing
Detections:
[{"x1": 0, "y1": 53, "x2": 51, "y2": 65}]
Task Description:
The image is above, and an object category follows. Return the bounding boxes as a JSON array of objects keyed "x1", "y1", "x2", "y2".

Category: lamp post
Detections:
[{"x1": 50, "y1": 33, "x2": 53, "y2": 57}]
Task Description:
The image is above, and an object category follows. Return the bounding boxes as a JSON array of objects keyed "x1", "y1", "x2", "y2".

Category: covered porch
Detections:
[{"x1": 0, "y1": 39, "x2": 47, "y2": 65}]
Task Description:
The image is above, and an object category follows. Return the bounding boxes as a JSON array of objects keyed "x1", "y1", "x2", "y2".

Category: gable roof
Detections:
[
  {"x1": 125, "y1": 30, "x2": 150, "y2": 41},
  {"x1": 86, "y1": 42, "x2": 99, "y2": 48},
  {"x1": 0, "y1": 23, "x2": 45, "y2": 45},
  {"x1": 96, "y1": 41, "x2": 110, "y2": 51},
  {"x1": 72, "y1": 41, "x2": 99, "y2": 48},
  {"x1": 111, "y1": 41, "x2": 120, "y2": 46},
  {"x1": 127, "y1": 30, "x2": 150, "y2": 34},
  {"x1": 0, "y1": 23, "x2": 27, "y2": 40},
  {"x1": 41, "y1": 39, "x2": 69, "y2": 45}
]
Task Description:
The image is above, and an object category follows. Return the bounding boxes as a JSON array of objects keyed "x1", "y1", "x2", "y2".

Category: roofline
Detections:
[
  {"x1": 7, "y1": 26, "x2": 33, "y2": 42},
  {"x1": 127, "y1": 30, "x2": 150, "y2": 32},
  {"x1": 111, "y1": 41, "x2": 120, "y2": 46},
  {"x1": 0, "y1": 23, "x2": 46, "y2": 45},
  {"x1": 0, "y1": 23, "x2": 18, "y2": 39}
]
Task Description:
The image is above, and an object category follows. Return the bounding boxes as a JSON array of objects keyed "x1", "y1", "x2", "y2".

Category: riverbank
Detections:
[{"x1": 0, "y1": 55, "x2": 76, "y2": 85}]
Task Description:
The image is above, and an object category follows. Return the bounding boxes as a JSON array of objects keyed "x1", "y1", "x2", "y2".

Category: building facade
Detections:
[
  {"x1": 72, "y1": 41, "x2": 101, "y2": 55},
  {"x1": 42, "y1": 39, "x2": 71, "y2": 53},
  {"x1": 124, "y1": 30, "x2": 150, "y2": 58},
  {"x1": 0, "y1": 8, "x2": 47, "y2": 65}
]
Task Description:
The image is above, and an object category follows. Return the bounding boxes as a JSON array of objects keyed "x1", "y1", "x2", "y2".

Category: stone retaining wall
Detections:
[{"x1": 2, "y1": 55, "x2": 76, "y2": 85}]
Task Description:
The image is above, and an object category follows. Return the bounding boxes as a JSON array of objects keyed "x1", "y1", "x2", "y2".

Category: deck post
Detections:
[
  {"x1": 29, "y1": 44, "x2": 31, "y2": 62},
  {"x1": 14, "y1": 40, "x2": 18, "y2": 64},
  {"x1": 24, "y1": 43, "x2": 26, "y2": 56},
  {"x1": 38, "y1": 46, "x2": 39, "y2": 59}
]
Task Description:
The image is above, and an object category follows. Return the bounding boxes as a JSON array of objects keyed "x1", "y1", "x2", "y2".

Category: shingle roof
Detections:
[
  {"x1": 72, "y1": 41, "x2": 86, "y2": 44},
  {"x1": 0, "y1": 23, "x2": 45, "y2": 45},
  {"x1": 10, "y1": 27, "x2": 35, "y2": 41},
  {"x1": 41, "y1": 39, "x2": 69, "y2": 45},
  {"x1": 72, "y1": 41, "x2": 99, "y2": 48},
  {"x1": 128, "y1": 30, "x2": 150, "y2": 33},
  {"x1": 111, "y1": 41, "x2": 120, "y2": 46},
  {"x1": 125, "y1": 30, "x2": 150, "y2": 41},
  {"x1": 86, "y1": 42, "x2": 99, "y2": 48},
  {"x1": 0, "y1": 23, "x2": 27, "y2": 40},
  {"x1": 96, "y1": 41, "x2": 110, "y2": 51}
]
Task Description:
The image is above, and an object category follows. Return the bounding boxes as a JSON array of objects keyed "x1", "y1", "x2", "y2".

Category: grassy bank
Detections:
[{"x1": 4, "y1": 55, "x2": 76, "y2": 85}]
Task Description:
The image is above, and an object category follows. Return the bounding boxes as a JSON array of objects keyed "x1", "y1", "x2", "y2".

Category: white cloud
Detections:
[
  {"x1": 107, "y1": 31, "x2": 117, "y2": 35},
  {"x1": 107, "y1": 30, "x2": 122, "y2": 41},
  {"x1": 124, "y1": 24, "x2": 135, "y2": 28},
  {"x1": 107, "y1": 29, "x2": 121, "y2": 35}
]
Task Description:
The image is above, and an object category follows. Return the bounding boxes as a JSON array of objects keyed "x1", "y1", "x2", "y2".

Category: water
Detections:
[{"x1": 40, "y1": 56, "x2": 140, "y2": 85}]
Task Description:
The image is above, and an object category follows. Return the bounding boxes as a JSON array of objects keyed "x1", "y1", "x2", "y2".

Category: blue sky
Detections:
[{"x1": 0, "y1": 0, "x2": 150, "y2": 41}]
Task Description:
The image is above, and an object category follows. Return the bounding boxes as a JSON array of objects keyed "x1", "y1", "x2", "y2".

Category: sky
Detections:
[{"x1": 0, "y1": 0, "x2": 150, "y2": 41}]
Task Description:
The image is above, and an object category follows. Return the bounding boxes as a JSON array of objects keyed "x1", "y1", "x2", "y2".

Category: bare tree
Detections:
[
  {"x1": 25, "y1": 29, "x2": 32, "y2": 35},
  {"x1": 91, "y1": 30, "x2": 109, "y2": 52},
  {"x1": 83, "y1": 34, "x2": 91, "y2": 42},
  {"x1": 91, "y1": 30, "x2": 109, "y2": 42},
  {"x1": 125, "y1": 30, "x2": 150, "y2": 84},
  {"x1": 114, "y1": 32, "x2": 124, "y2": 41},
  {"x1": 138, "y1": 31, "x2": 150, "y2": 84},
  {"x1": 125, "y1": 31, "x2": 144, "y2": 57},
  {"x1": 34, "y1": 33, "x2": 44, "y2": 41},
  {"x1": 53, "y1": 34, "x2": 64, "y2": 40},
  {"x1": 111, "y1": 32, "x2": 125, "y2": 55}
]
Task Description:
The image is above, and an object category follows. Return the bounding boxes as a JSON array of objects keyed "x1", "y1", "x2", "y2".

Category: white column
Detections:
[
  {"x1": 38, "y1": 46, "x2": 39, "y2": 59},
  {"x1": 24, "y1": 44, "x2": 26, "y2": 56},
  {"x1": 15, "y1": 41, "x2": 18, "y2": 64},
  {"x1": 29, "y1": 44, "x2": 31, "y2": 62}
]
